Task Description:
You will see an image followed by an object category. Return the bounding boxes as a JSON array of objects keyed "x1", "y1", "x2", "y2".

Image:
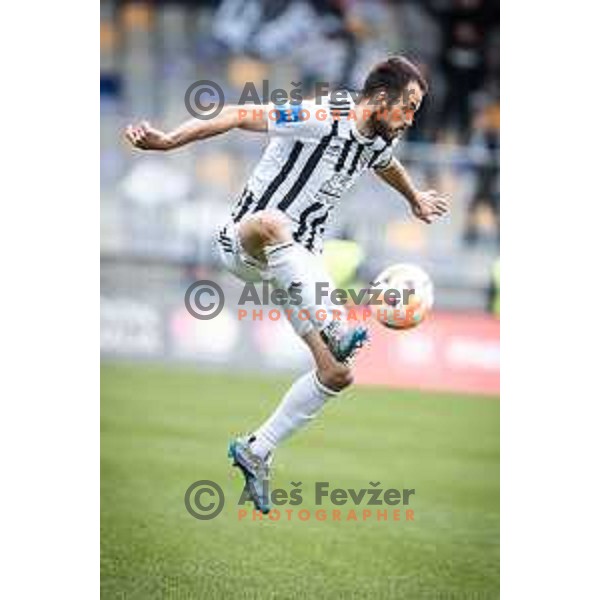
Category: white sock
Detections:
[
  {"x1": 250, "y1": 371, "x2": 339, "y2": 459},
  {"x1": 265, "y1": 242, "x2": 337, "y2": 333}
]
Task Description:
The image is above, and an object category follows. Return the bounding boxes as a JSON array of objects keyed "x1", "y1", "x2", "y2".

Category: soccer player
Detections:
[{"x1": 125, "y1": 56, "x2": 449, "y2": 513}]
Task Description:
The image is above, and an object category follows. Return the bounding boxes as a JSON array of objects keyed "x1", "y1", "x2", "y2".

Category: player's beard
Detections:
[{"x1": 370, "y1": 112, "x2": 400, "y2": 143}]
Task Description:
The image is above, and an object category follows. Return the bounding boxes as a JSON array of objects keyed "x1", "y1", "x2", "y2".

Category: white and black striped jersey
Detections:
[{"x1": 230, "y1": 93, "x2": 397, "y2": 254}]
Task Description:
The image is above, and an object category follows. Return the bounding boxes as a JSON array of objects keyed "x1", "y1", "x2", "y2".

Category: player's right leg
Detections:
[
  {"x1": 237, "y1": 209, "x2": 367, "y2": 363},
  {"x1": 217, "y1": 210, "x2": 363, "y2": 513},
  {"x1": 229, "y1": 211, "x2": 364, "y2": 512}
]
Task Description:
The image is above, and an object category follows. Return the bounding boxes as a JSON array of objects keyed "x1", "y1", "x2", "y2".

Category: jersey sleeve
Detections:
[{"x1": 266, "y1": 100, "x2": 332, "y2": 141}]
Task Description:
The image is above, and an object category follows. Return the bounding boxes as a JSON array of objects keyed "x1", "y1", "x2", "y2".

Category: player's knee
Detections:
[
  {"x1": 319, "y1": 364, "x2": 354, "y2": 392},
  {"x1": 238, "y1": 210, "x2": 292, "y2": 259},
  {"x1": 253, "y1": 210, "x2": 291, "y2": 245}
]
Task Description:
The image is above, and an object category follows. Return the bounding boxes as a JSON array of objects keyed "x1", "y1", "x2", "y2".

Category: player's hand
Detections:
[
  {"x1": 410, "y1": 190, "x2": 450, "y2": 224},
  {"x1": 124, "y1": 121, "x2": 172, "y2": 151}
]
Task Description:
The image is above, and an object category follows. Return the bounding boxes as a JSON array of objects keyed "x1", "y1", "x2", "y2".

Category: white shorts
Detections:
[
  {"x1": 215, "y1": 221, "x2": 271, "y2": 284},
  {"x1": 214, "y1": 221, "x2": 336, "y2": 338}
]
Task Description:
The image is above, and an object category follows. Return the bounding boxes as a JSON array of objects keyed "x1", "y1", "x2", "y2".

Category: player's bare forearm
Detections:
[
  {"x1": 375, "y1": 158, "x2": 450, "y2": 224},
  {"x1": 125, "y1": 106, "x2": 267, "y2": 151},
  {"x1": 375, "y1": 158, "x2": 419, "y2": 203}
]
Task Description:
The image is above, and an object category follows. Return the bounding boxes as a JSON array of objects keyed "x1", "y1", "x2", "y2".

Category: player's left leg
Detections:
[
  {"x1": 249, "y1": 328, "x2": 353, "y2": 458},
  {"x1": 229, "y1": 322, "x2": 355, "y2": 514}
]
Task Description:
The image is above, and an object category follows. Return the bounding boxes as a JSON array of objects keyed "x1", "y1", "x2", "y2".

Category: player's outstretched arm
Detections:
[
  {"x1": 375, "y1": 157, "x2": 449, "y2": 224},
  {"x1": 124, "y1": 105, "x2": 268, "y2": 151}
]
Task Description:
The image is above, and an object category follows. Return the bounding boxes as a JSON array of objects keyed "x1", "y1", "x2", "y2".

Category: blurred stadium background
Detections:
[
  {"x1": 101, "y1": 0, "x2": 499, "y2": 392},
  {"x1": 101, "y1": 1, "x2": 499, "y2": 597}
]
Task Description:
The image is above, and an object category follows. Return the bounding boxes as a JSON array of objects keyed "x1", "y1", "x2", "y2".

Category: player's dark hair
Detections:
[{"x1": 361, "y1": 56, "x2": 428, "y2": 102}]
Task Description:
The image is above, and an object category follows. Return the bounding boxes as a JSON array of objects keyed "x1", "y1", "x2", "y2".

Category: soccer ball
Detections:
[{"x1": 372, "y1": 263, "x2": 434, "y2": 330}]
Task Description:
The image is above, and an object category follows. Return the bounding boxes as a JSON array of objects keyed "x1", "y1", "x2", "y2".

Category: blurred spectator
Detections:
[
  {"x1": 212, "y1": 0, "x2": 381, "y2": 90},
  {"x1": 487, "y1": 257, "x2": 500, "y2": 316},
  {"x1": 464, "y1": 94, "x2": 499, "y2": 245},
  {"x1": 426, "y1": 0, "x2": 499, "y2": 143}
]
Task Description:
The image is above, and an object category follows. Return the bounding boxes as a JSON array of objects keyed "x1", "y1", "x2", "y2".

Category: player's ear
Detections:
[{"x1": 377, "y1": 90, "x2": 389, "y2": 110}]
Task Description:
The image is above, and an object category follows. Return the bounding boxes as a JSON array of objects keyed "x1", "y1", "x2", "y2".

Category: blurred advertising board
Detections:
[
  {"x1": 101, "y1": 297, "x2": 164, "y2": 356},
  {"x1": 354, "y1": 312, "x2": 499, "y2": 396},
  {"x1": 101, "y1": 289, "x2": 498, "y2": 396}
]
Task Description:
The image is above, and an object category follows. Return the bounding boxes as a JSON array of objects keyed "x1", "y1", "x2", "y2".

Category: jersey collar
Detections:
[{"x1": 350, "y1": 123, "x2": 388, "y2": 150}]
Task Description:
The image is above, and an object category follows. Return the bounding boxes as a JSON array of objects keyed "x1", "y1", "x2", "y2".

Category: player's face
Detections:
[{"x1": 373, "y1": 81, "x2": 423, "y2": 142}]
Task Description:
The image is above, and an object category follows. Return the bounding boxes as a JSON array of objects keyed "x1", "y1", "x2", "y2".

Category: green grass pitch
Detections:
[{"x1": 101, "y1": 362, "x2": 499, "y2": 599}]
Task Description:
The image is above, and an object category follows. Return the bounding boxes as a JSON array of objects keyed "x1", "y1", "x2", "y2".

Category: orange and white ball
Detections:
[{"x1": 373, "y1": 263, "x2": 434, "y2": 330}]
